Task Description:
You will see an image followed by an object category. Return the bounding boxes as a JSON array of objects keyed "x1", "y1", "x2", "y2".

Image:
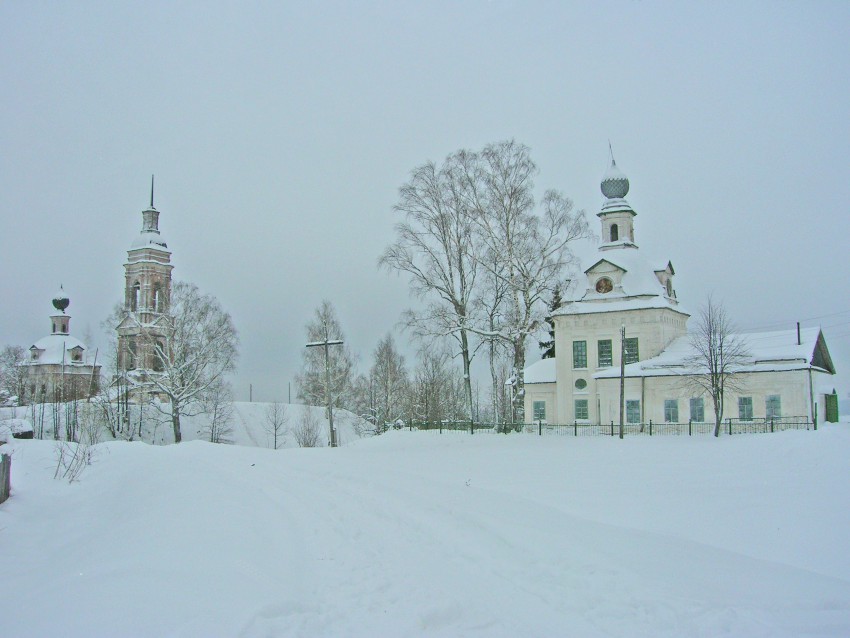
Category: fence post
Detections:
[
  {"x1": 728, "y1": 418, "x2": 732, "y2": 436},
  {"x1": 574, "y1": 421, "x2": 577, "y2": 437},
  {"x1": 610, "y1": 421, "x2": 614, "y2": 437},
  {"x1": 688, "y1": 419, "x2": 692, "y2": 436},
  {"x1": 649, "y1": 420, "x2": 653, "y2": 436},
  {"x1": 439, "y1": 421, "x2": 442, "y2": 434},
  {"x1": 538, "y1": 420, "x2": 542, "y2": 436},
  {"x1": 0, "y1": 454, "x2": 10, "y2": 505},
  {"x1": 770, "y1": 418, "x2": 774, "y2": 433},
  {"x1": 814, "y1": 404, "x2": 818, "y2": 431}
]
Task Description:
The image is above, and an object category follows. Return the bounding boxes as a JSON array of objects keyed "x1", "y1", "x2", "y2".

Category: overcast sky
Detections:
[{"x1": 2, "y1": 1, "x2": 849, "y2": 402}]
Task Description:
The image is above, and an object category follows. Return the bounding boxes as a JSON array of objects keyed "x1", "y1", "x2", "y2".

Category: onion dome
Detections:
[
  {"x1": 601, "y1": 160, "x2": 630, "y2": 200},
  {"x1": 52, "y1": 285, "x2": 70, "y2": 313}
]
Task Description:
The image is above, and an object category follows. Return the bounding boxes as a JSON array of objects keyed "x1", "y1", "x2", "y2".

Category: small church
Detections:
[
  {"x1": 523, "y1": 157, "x2": 837, "y2": 426},
  {"x1": 22, "y1": 286, "x2": 101, "y2": 403}
]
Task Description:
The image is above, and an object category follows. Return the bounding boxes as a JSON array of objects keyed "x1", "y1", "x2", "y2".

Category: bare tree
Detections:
[
  {"x1": 409, "y1": 348, "x2": 467, "y2": 425},
  {"x1": 199, "y1": 379, "x2": 234, "y2": 444},
  {"x1": 296, "y1": 301, "x2": 355, "y2": 411},
  {"x1": 294, "y1": 408, "x2": 321, "y2": 447},
  {"x1": 0, "y1": 345, "x2": 27, "y2": 405},
  {"x1": 129, "y1": 281, "x2": 238, "y2": 443},
  {"x1": 471, "y1": 140, "x2": 589, "y2": 423},
  {"x1": 380, "y1": 150, "x2": 482, "y2": 427},
  {"x1": 683, "y1": 297, "x2": 750, "y2": 437},
  {"x1": 264, "y1": 401, "x2": 289, "y2": 449},
  {"x1": 369, "y1": 334, "x2": 409, "y2": 433}
]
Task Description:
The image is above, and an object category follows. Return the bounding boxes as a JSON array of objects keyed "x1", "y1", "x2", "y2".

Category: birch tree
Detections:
[
  {"x1": 683, "y1": 297, "x2": 750, "y2": 437},
  {"x1": 0, "y1": 345, "x2": 27, "y2": 404},
  {"x1": 369, "y1": 334, "x2": 409, "y2": 433},
  {"x1": 380, "y1": 150, "x2": 481, "y2": 426},
  {"x1": 472, "y1": 140, "x2": 589, "y2": 422},
  {"x1": 264, "y1": 401, "x2": 289, "y2": 449},
  {"x1": 295, "y1": 301, "x2": 355, "y2": 411},
  {"x1": 133, "y1": 281, "x2": 238, "y2": 443}
]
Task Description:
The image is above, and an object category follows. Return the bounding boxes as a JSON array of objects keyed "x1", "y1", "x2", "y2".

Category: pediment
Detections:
[{"x1": 584, "y1": 259, "x2": 627, "y2": 276}]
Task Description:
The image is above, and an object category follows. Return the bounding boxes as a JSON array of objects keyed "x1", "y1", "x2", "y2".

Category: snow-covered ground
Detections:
[{"x1": 2, "y1": 425, "x2": 850, "y2": 637}]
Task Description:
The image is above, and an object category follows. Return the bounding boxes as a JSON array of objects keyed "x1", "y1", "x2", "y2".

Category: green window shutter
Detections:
[
  {"x1": 626, "y1": 400, "x2": 641, "y2": 424},
  {"x1": 533, "y1": 401, "x2": 546, "y2": 421},
  {"x1": 766, "y1": 395, "x2": 781, "y2": 418},
  {"x1": 664, "y1": 399, "x2": 679, "y2": 422},
  {"x1": 738, "y1": 397, "x2": 753, "y2": 420},
  {"x1": 689, "y1": 397, "x2": 704, "y2": 422},
  {"x1": 624, "y1": 337, "x2": 639, "y2": 364},
  {"x1": 575, "y1": 399, "x2": 589, "y2": 420},
  {"x1": 598, "y1": 339, "x2": 612, "y2": 367},
  {"x1": 572, "y1": 340, "x2": 587, "y2": 368}
]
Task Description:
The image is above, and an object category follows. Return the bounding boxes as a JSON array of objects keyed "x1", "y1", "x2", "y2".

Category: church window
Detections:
[
  {"x1": 572, "y1": 341, "x2": 587, "y2": 369},
  {"x1": 610, "y1": 224, "x2": 619, "y2": 242},
  {"x1": 626, "y1": 400, "x2": 641, "y2": 424},
  {"x1": 664, "y1": 399, "x2": 679, "y2": 422},
  {"x1": 690, "y1": 398, "x2": 705, "y2": 422},
  {"x1": 72, "y1": 350, "x2": 82, "y2": 362},
  {"x1": 128, "y1": 339, "x2": 137, "y2": 369},
  {"x1": 598, "y1": 339, "x2": 612, "y2": 367},
  {"x1": 624, "y1": 337, "x2": 639, "y2": 364},
  {"x1": 574, "y1": 378, "x2": 587, "y2": 391},
  {"x1": 152, "y1": 339, "x2": 165, "y2": 372},
  {"x1": 666, "y1": 279, "x2": 673, "y2": 297},
  {"x1": 738, "y1": 396, "x2": 753, "y2": 421},
  {"x1": 574, "y1": 399, "x2": 589, "y2": 420},
  {"x1": 533, "y1": 401, "x2": 546, "y2": 422},
  {"x1": 766, "y1": 395, "x2": 781, "y2": 418},
  {"x1": 131, "y1": 282, "x2": 140, "y2": 311}
]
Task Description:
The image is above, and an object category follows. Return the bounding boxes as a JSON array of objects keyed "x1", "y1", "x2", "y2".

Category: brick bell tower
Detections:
[{"x1": 116, "y1": 176, "x2": 174, "y2": 374}]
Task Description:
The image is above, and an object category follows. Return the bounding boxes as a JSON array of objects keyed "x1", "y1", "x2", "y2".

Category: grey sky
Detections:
[{"x1": 2, "y1": 1, "x2": 848, "y2": 402}]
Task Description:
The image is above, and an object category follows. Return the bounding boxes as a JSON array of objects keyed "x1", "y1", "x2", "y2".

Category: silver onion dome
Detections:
[{"x1": 601, "y1": 160, "x2": 630, "y2": 199}]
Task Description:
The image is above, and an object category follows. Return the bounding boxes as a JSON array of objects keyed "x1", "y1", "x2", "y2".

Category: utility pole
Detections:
[
  {"x1": 619, "y1": 325, "x2": 626, "y2": 440},
  {"x1": 306, "y1": 322, "x2": 344, "y2": 447}
]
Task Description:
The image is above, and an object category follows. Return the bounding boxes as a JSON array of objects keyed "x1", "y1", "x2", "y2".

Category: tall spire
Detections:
[{"x1": 150, "y1": 174, "x2": 155, "y2": 209}]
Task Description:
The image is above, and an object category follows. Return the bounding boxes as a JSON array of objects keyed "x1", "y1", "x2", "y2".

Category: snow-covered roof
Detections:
[
  {"x1": 523, "y1": 358, "x2": 557, "y2": 384},
  {"x1": 556, "y1": 243, "x2": 687, "y2": 316},
  {"x1": 130, "y1": 231, "x2": 170, "y2": 253},
  {"x1": 594, "y1": 327, "x2": 835, "y2": 379},
  {"x1": 27, "y1": 334, "x2": 94, "y2": 366}
]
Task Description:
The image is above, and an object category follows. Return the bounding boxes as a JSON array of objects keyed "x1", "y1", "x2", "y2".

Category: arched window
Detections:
[
  {"x1": 131, "y1": 282, "x2": 141, "y2": 311},
  {"x1": 610, "y1": 224, "x2": 619, "y2": 242},
  {"x1": 152, "y1": 285, "x2": 161, "y2": 312},
  {"x1": 127, "y1": 338, "x2": 137, "y2": 369},
  {"x1": 152, "y1": 339, "x2": 165, "y2": 372},
  {"x1": 666, "y1": 279, "x2": 673, "y2": 297}
]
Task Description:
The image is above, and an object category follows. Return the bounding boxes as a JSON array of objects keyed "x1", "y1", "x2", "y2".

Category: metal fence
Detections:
[{"x1": 406, "y1": 416, "x2": 814, "y2": 437}]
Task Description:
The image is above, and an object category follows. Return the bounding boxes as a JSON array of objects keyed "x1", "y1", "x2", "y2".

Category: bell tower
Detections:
[
  {"x1": 116, "y1": 177, "x2": 173, "y2": 372},
  {"x1": 597, "y1": 155, "x2": 637, "y2": 250}
]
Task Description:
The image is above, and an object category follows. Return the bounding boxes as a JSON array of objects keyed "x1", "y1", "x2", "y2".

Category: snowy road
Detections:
[{"x1": 2, "y1": 428, "x2": 850, "y2": 636}]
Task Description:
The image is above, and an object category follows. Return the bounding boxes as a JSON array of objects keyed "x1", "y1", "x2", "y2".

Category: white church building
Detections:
[{"x1": 523, "y1": 158, "x2": 837, "y2": 427}]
